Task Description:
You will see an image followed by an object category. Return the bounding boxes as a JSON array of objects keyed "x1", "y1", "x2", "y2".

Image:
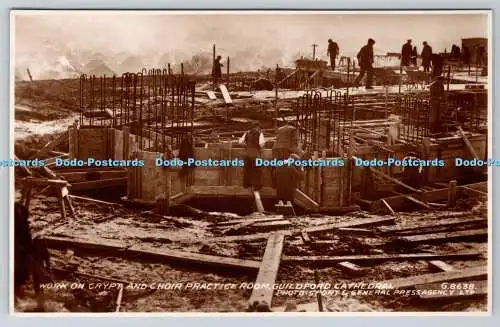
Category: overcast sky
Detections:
[{"x1": 13, "y1": 11, "x2": 489, "y2": 71}]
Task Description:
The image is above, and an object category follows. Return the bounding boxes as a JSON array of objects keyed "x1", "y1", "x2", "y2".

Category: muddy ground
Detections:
[{"x1": 13, "y1": 79, "x2": 488, "y2": 313}]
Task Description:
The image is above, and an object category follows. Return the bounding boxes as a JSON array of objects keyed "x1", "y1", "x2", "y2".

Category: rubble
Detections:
[{"x1": 13, "y1": 53, "x2": 488, "y2": 313}]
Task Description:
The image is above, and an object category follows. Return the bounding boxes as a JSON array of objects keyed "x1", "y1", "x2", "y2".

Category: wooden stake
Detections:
[
  {"x1": 448, "y1": 180, "x2": 457, "y2": 207},
  {"x1": 254, "y1": 190, "x2": 265, "y2": 213},
  {"x1": 115, "y1": 284, "x2": 124, "y2": 312},
  {"x1": 382, "y1": 199, "x2": 396, "y2": 215},
  {"x1": 59, "y1": 190, "x2": 67, "y2": 220},
  {"x1": 314, "y1": 271, "x2": 323, "y2": 312}
]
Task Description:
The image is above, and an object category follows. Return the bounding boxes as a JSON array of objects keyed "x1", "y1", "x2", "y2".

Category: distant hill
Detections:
[
  {"x1": 119, "y1": 55, "x2": 144, "y2": 74},
  {"x1": 84, "y1": 59, "x2": 116, "y2": 76}
]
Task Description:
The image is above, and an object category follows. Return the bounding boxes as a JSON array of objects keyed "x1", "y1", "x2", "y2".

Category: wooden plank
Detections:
[
  {"x1": 377, "y1": 218, "x2": 486, "y2": 235},
  {"x1": 301, "y1": 231, "x2": 311, "y2": 244},
  {"x1": 372, "y1": 182, "x2": 488, "y2": 212},
  {"x1": 304, "y1": 216, "x2": 395, "y2": 235},
  {"x1": 69, "y1": 195, "x2": 123, "y2": 207},
  {"x1": 221, "y1": 220, "x2": 257, "y2": 235},
  {"x1": 188, "y1": 185, "x2": 315, "y2": 212},
  {"x1": 282, "y1": 252, "x2": 481, "y2": 264},
  {"x1": 24, "y1": 177, "x2": 68, "y2": 186},
  {"x1": 29, "y1": 131, "x2": 68, "y2": 160},
  {"x1": 189, "y1": 185, "x2": 275, "y2": 197},
  {"x1": 49, "y1": 151, "x2": 69, "y2": 156},
  {"x1": 69, "y1": 178, "x2": 127, "y2": 191},
  {"x1": 51, "y1": 166, "x2": 128, "y2": 172},
  {"x1": 382, "y1": 199, "x2": 396, "y2": 215},
  {"x1": 428, "y1": 260, "x2": 455, "y2": 272},
  {"x1": 211, "y1": 216, "x2": 284, "y2": 227},
  {"x1": 336, "y1": 228, "x2": 376, "y2": 236},
  {"x1": 384, "y1": 266, "x2": 487, "y2": 289},
  {"x1": 336, "y1": 261, "x2": 367, "y2": 276},
  {"x1": 214, "y1": 216, "x2": 395, "y2": 242},
  {"x1": 43, "y1": 236, "x2": 261, "y2": 273},
  {"x1": 248, "y1": 233, "x2": 285, "y2": 309},
  {"x1": 294, "y1": 189, "x2": 320, "y2": 211},
  {"x1": 206, "y1": 91, "x2": 217, "y2": 100},
  {"x1": 13, "y1": 155, "x2": 33, "y2": 176},
  {"x1": 56, "y1": 170, "x2": 127, "y2": 183},
  {"x1": 254, "y1": 191, "x2": 265, "y2": 212},
  {"x1": 170, "y1": 193, "x2": 194, "y2": 206},
  {"x1": 396, "y1": 229, "x2": 487, "y2": 245},
  {"x1": 404, "y1": 195, "x2": 431, "y2": 209},
  {"x1": 219, "y1": 84, "x2": 233, "y2": 104},
  {"x1": 45, "y1": 154, "x2": 70, "y2": 166},
  {"x1": 369, "y1": 166, "x2": 421, "y2": 193},
  {"x1": 462, "y1": 186, "x2": 487, "y2": 196},
  {"x1": 277, "y1": 69, "x2": 298, "y2": 86},
  {"x1": 457, "y1": 126, "x2": 480, "y2": 160},
  {"x1": 40, "y1": 166, "x2": 58, "y2": 179},
  {"x1": 248, "y1": 221, "x2": 292, "y2": 233}
]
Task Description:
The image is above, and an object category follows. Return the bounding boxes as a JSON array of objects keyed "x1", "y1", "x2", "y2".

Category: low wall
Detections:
[
  {"x1": 69, "y1": 127, "x2": 145, "y2": 161},
  {"x1": 127, "y1": 143, "x2": 346, "y2": 208},
  {"x1": 68, "y1": 127, "x2": 486, "y2": 209}
]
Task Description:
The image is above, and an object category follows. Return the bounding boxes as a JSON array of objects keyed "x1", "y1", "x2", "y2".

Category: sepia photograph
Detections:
[{"x1": 10, "y1": 10, "x2": 490, "y2": 314}]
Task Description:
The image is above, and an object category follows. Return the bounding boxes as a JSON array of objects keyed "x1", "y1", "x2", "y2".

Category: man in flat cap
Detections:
[
  {"x1": 327, "y1": 39, "x2": 340, "y2": 71},
  {"x1": 354, "y1": 38, "x2": 376, "y2": 89},
  {"x1": 401, "y1": 39, "x2": 413, "y2": 67}
]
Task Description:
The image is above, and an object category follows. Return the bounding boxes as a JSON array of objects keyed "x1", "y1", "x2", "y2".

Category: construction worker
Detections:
[
  {"x1": 421, "y1": 41, "x2": 433, "y2": 72},
  {"x1": 353, "y1": 38, "x2": 375, "y2": 89},
  {"x1": 272, "y1": 122, "x2": 300, "y2": 160},
  {"x1": 178, "y1": 135, "x2": 195, "y2": 183},
  {"x1": 401, "y1": 152, "x2": 423, "y2": 189},
  {"x1": 450, "y1": 44, "x2": 461, "y2": 61},
  {"x1": 401, "y1": 39, "x2": 413, "y2": 67},
  {"x1": 275, "y1": 154, "x2": 305, "y2": 204},
  {"x1": 462, "y1": 46, "x2": 471, "y2": 66},
  {"x1": 239, "y1": 123, "x2": 265, "y2": 191},
  {"x1": 411, "y1": 46, "x2": 418, "y2": 66},
  {"x1": 327, "y1": 39, "x2": 339, "y2": 71},
  {"x1": 429, "y1": 76, "x2": 445, "y2": 134},
  {"x1": 431, "y1": 53, "x2": 443, "y2": 78},
  {"x1": 212, "y1": 55, "x2": 223, "y2": 87}
]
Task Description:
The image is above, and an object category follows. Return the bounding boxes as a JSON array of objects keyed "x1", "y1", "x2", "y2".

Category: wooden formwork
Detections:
[
  {"x1": 67, "y1": 126, "x2": 487, "y2": 212},
  {"x1": 125, "y1": 143, "x2": 348, "y2": 211}
]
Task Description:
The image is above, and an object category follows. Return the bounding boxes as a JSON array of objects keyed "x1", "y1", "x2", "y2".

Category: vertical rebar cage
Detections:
[
  {"x1": 79, "y1": 70, "x2": 196, "y2": 152},
  {"x1": 291, "y1": 90, "x2": 353, "y2": 156},
  {"x1": 396, "y1": 94, "x2": 431, "y2": 142},
  {"x1": 447, "y1": 91, "x2": 487, "y2": 132}
]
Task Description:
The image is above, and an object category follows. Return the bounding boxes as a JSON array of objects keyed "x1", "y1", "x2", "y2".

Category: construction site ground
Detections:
[{"x1": 13, "y1": 79, "x2": 488, "y2": 313}]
